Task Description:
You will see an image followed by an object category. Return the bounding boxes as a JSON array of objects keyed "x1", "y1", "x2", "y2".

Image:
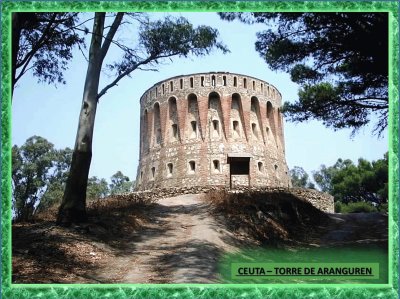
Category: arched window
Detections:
[
  {"x1": 168, "y1": 97, "x2": 179, "y2": 142},
  {"x1": 151, "y1": 167, "x2": 155, "y2": 179},
  {"x1": 188, "y1": 93, "x2": 200, "y2": 139},
  {"x1": 211, "y1": 75, "x2": 216, "y2": 87},
  {"x1": 208, "y1": 92, "x2": 223, "y2": 139},
  {"x1": 258, "y1": 162, "x2": 263, "y2": 173},
  {"x1": 153, "y1": 103, "x2": 161, "y2": 145}
]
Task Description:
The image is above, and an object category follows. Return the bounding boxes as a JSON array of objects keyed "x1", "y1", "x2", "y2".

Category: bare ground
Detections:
[{"x1": 12, "y1": 193, "x2": 387, "y2": 284}]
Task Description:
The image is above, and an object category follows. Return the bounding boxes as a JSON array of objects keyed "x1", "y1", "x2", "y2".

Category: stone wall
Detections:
[
  {"x1": 123, "y1": 186, "x2": 334, "y2": 214},
  {"x1": 136, "y1": 72, "x2": 291, "y2": 190}
]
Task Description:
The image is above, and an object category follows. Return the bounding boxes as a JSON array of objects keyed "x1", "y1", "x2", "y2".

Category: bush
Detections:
[
  {"x1": 336, "y1": 201, "x2": 378, "y2": 213},
  {"x1": 334, "y1": 201, "x2": 343, "y2": 213},
  {"x1": 377, "y1": 203, "x2": 388, "y2": 213}
]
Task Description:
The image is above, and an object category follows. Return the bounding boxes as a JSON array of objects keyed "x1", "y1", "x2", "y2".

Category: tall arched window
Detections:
[
  {"x1": 187, "y1": 93, "x2": 200, "y2": 139},
  {"x1": 153, "y1": 102, "x2": 161, "y2": 145},
  {"x1": 168, "y1": 97, "x2": 179, "y2": 142}
]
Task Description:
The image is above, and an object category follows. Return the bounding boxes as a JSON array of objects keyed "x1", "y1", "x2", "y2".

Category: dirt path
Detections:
[
  {"x1": 91, "y1": 193, "x2": 252, "y2": 283},
  {"x1": 12, "y1": 193, "x2": 388, "y2": 284}
]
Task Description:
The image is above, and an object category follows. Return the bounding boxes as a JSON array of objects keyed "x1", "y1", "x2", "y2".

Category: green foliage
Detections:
[
  {"x1": 289, "y1": 166, "x2": 315, "y2": 188},
  {"x1": 108, "y1": 15, "x2": 229, "y2": 81},
  {"x1": 86, "y1": 177, "x2": 109, "y2": 201},
  {"x1": 313, "y1": 153, "x2": 388, "y2": 204},
  {"x1": 13, "y1": 13, "x2": 85, "y2": 89},
  {"x1": 109, "y1": 171, "x2": 132, "y2": 195},
  {"x1": 12, "y1": 136, "x2": 55, "y2": 221},
  {"x1": 219, "y1": 12, "x2": 388, "y2": 135},
  {"x1": 335, "y1": 201, "x2": 378, "y2": 213}
]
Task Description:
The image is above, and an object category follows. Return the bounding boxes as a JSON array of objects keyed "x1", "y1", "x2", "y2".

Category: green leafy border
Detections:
[{"x1": 1, "y1": 1, "x2": 398, "y2": 298}]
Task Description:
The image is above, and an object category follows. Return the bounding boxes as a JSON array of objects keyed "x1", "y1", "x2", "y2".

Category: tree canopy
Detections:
[
  {"x1": 313, "y1": 153, "x2": 388, "y2": 204},
  {"x1": 219, "y1": 12, "x2": 388, "y2": 135},
  {"x1": 12, "y1": 13, "x2": 85, "y2": 94},
  {"x1": 12, "y1": 136, "x2": 138, "y2": 221},
  {"x1": 289, "y1": 166, "x2": 315, "y2": 189}
]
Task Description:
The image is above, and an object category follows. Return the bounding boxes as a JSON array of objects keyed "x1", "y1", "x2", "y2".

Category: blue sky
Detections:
[{"x1": 12, "y1": 12, "x2": 388, "y2": 183}]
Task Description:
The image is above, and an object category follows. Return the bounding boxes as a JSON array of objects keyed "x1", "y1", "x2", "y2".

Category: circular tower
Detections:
[{"x1": 136, "y1": 72, "x2": 291, "y2": 190}]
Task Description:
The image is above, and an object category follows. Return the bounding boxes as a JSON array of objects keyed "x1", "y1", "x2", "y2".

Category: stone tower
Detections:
[{"x1": 136, "y1": 72, "x2": 291, "y2": 190}]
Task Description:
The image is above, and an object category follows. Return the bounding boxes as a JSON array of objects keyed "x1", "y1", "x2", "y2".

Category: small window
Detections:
[
  {"x1": 266, "y1": 126, "x2": 270, "y2": 134},
  {"x1": 213, "y1": 120, "x2": 219, "y2": 131},
  {"x1": 213, "y1": 160, "x2": 220, "y2": 173},
  {"x1": 211, "y1": 75, "x2": 216, "y2": 87},
  {"x1": 274, "y1": 164, "x2": 278, "y2": 171},
  {"x1": 188, "y1": 161, "x2": 196, "y2": 173},
  {"x1": 140, "y1": 171, "x2": 143, "y2": 183},
  {"x1": 190, "y1": 121, "x2": 197, "y2": 138},
  {"x1": 232, "y1": 120, "x2": 240, "y2": 137},
  {"x1": 261, "y1": 83, "x2": 264, "y2": 93},
  {"x1": 170, "y1": 81, "x2": 173, "y2": 92},
  {"x1": 212, "y1": 120, "x2": 219, "y2": 137},
  {"x1": 201, "y1": 76, "x2": 205, "y2": 87},
  {"x1": 253, "y1": 81, "x2": 255, "y2": 90},
  {"x1": 162, "y1": 84, "x2": 165, "y2": 95},
  {"x1": 155, "y1": 87, "x2": 158, "y2": 96},
  {"x1": 151, "y1": 167, "x2": 155, "y2": 179},
  {"x1": 171, "y1": 124, "x2": 178, "y2": 140},
  {"x1": 190, "y1": 77, "x2": 194, "y2": 88},
  {"x1": 252, "y1": 123, "x2": 258, "y2": 138},
  {"x1": 243, "y1": 78, "x2": 247, "y2": 88},
  {"x1": 223, "y1": 76, "x2": 227, "y2": 86},
  {"x1": 233, "y1": 77, "x2": 237, "y2": 87},
  {"x1": 258, "y1": 162, "x2": 263, "y2": 172},
  {"x1": 167, "y1": 163, "x2": 173, "y2": 176},
  {"x1": 180, "y1": 78, "x2": 183, "y2": 89},
  {"x1": 156, "y1": 128, "x2": 161, "y2": 144}
]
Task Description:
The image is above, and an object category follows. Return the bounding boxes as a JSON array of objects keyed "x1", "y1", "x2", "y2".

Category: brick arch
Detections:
[
  {"x1": 208, "y1": 92, "x2": 226, "y2": 140},
  {"x1": 250, "y1": 96, "x2": 265, "y2": 143},
  {"x1": 153, "y1": 102, "x2": 162, "y2": 146},
  {"x1": 231, "y1": 93, "x2": 247, "y2": 141},
  {"x1": 187, "y1": 93, "x2": 202, "y2": 140}
]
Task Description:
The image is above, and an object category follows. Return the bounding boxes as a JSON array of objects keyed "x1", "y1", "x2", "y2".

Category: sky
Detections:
[{"x1": 12, "y1": 12, "x2": 389, "y2": 183}]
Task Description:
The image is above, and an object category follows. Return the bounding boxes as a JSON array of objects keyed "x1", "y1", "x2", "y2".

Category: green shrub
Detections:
[
  {"x1": 334, "y1": 201, "x2": 343, "y2": 213},
  {"x1": 377, "y1": 203, "x2": 388, "y2": 213},
  {"x1": 337, "y1": 201, "x2": 378, "y2": 213}
]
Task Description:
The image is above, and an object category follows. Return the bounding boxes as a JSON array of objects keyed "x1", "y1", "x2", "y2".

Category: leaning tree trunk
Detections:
[{"x1": 57, "y1": 13, "x2": 106, "y2": 226}]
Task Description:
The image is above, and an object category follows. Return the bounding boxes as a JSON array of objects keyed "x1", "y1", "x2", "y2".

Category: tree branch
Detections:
[{"x1": 100, "y1": 12, "x2": 124, "y2": 63}]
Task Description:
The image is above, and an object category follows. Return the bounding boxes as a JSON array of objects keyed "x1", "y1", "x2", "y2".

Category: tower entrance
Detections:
[{"x1": 227, "y1": 153, "x2": 251, "y2": 189}]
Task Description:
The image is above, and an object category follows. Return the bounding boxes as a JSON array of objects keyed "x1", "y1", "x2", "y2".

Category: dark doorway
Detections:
[{"x1": 227, "y1": 154, "x2": 251, "y2": 189}]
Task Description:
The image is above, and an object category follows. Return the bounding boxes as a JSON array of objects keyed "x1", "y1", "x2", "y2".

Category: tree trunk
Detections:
[{"x1": 57, "y1": 13, "x2": 105, "y2": 226}]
